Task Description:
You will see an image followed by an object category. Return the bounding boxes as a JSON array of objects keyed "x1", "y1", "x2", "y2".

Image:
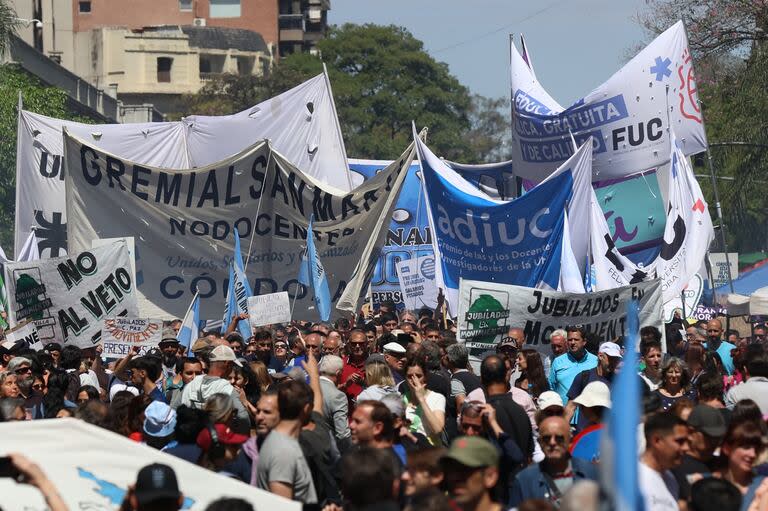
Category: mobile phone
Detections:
[{"x1": 0, "y1": 457, "x2": 20, "y2": 479}]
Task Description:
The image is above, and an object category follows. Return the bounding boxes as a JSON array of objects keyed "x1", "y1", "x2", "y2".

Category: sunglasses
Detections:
[
  {"x1": 541, "y1": 434, "x2": 566, "y2": 445},
  {"x1": 32, "y1": 383, "x2": 44, "y2": 390},
  {"x1": 14, "y1": 367, "x2": 31, "y2": 375},
  {"x1": 274, "y1": 343, "x2": 287, "y2": 349}
]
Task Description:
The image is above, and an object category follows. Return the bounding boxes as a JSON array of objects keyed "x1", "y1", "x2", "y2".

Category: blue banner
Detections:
[{"x1": 418, "y1": 137, "x2": 571, "y2": 297}]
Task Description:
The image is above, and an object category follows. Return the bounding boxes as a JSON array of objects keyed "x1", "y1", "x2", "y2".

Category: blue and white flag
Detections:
[
  {"x1": 298, "y1": 216, "x2": 332, "y2": 321},
  {"x1": 177, "y1": 291, "x2": 200, "y2": 351},
  {"x1": 416, "y1": 127, "x2": 592, "y2": 313},
  {"x1": 510, "y1": 20, "x2": 706, "y2": 180},
  {"x1": 601, "y1": 300, "x2": 645, "y2": 511},
  {"x1": 221, "y1": 228, "x2": 253, "y2": 339}
]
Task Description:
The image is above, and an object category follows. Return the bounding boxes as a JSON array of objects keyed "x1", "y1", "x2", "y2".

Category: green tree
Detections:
[
  {"x1": 180, "y1": 24, "x2": 506, "y2": 162},
  {"x1": 0, "y1": 64, "x2": 96, "y2": 250}
]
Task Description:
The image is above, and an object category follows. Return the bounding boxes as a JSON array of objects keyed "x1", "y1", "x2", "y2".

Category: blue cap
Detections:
[{"x1": 143, "y1": 401, "x2": 177, "y2": 437}]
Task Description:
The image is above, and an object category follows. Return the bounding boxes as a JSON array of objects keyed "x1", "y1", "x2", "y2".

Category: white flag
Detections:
[{"x1": 590, "y1": 130, "x2": 714, "y2": 301}]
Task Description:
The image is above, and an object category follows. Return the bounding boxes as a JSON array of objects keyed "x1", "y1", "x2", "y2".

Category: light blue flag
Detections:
[
  {"x1": 177, "y1": 291, "x2": 200, "y2": 351},
  {"x1": 221, "y1": 262, "x2": 236, "y2": 334},
  {"x1": 299, "y1": 216, "x2": 331, "y2": 321},
  {"x1": 601, "y1": 300, "x2": 644, "y2": 511},
  {"x1": 227, "y1": 228, "x2": 253, "y2": 339}
]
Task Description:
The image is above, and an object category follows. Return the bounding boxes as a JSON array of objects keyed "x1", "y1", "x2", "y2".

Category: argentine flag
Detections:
[
  {"x1": 221, "y1": 228, "x2": 253, "y2": 338},
  {"x1": 177, "y1": 291, "x2": 200, "y2": 351}
]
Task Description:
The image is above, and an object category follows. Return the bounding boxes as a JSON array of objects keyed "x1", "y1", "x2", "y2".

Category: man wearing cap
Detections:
[
  {"x1": 178, "y1": 345, "x2": 249, "y2": 429},
  {"x1": 565, "y1": 341, "x2": 621, "y2": 427},
  {"x1": 143, "y1": 401, "x2": 178, "y2": 451},
  {"x1": 510, "y1": 416, "x2": 597, "y2": 507},
  {"x1": 548, "y1": 326, "x2": 598, "y2": 404},
  {"x1": 571, "y1": 381, "x2": 611, "y2": 436},
  {"x1": 124, "y1": 463, "x2": 184, "y2": 511},
  {"x1": 442, "y1": 436, "x2": 504, "y2": 511},
  {"x1": 158, "y1": 329, "x2": 181, "y2": 381},
  {"x1": 197, "y1": 423, "x2": 249, "y2": 470},
  {"x1": 383, "y1": 340, "x2": 406, "y2": 384},
  {"x1": 671, "y1": 404, "x2": 726, "y2": 501}
]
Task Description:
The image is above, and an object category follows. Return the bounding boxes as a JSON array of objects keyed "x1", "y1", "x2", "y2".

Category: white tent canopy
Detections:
[
  {"x1": 725, "y1": 287, "x2": 768, "y2": 316},
  {"x1": 0, "y1": 419, "x2": 299, "y2": 511}
]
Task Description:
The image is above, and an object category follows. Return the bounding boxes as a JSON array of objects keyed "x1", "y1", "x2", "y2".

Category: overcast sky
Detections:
[{"x1": 330, "y1": 0, "x2": 650, "y2": 105}]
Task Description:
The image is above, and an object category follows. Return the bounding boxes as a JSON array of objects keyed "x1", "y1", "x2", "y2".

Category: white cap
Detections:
[
  {"x1": 209, "y1": 345, "x2": 243, "y2": 367},
  {"x1": 573, "y1": 381, "x2": 611, "y2": 409},
  {"x1": 537, "y1": 391, "x2": 564, "y2": 410},
  {"x1": 110, "y1": 383, "x2": 139, "y2": 401},
  {"x1": 599, "y1": 342, "x2": 622, "y2": 358},
  {"x1": 383, "y1": 342, "x2": 406, "y2": 354}
]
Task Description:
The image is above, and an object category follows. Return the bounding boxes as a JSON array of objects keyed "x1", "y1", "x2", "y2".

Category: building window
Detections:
[
  {"x1": 179, "y1": 0, "x2": 192, "y2": 11},
  {"x1": 79, "y1": 1, "x2": 92, "y2": 13},
  {"x1": 210, "y1": 0, "x2": 241, "y2": 18},
  {"x1": 237, "y1": 56, "x2": 254, "y2": 75},
  {"x1": 157, "y1": 57, "x2": 173, "y2": 83}
]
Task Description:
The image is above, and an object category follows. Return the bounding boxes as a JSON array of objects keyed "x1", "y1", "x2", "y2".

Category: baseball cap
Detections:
[
  {"x1": 687, "y1": 404, "x2": 727, "y2": 437},
  {"x1": 196, "y1": 423, "x2": 249, "y2": 451},
  {"x1": 159, "y1": 328, "x2": 179, "y2": 345},
  {"x1": 599, "y1": 342, "x2": 622, "y2": 358},
  {"x1": 496, "y1": 337, "x2": 519, "y2": 352},
  {"x1": 573, "y1": 381, "x2": 611, "y2": 409},
  {"x1": 134, "y1": 463, "x2": 181, "y2": 506},
  {"x1": 143, "y1": 401, "x2": 177, "y2": 438},
  {"x1": 537, "y1": 391, "x2": 564, "y2": 410},
  {"x1": 441, "y1": 436, "x2": 499, "y2": 468},
  {"x1": 383, "y1": 342, "x2": 406, "y2": 354},
  {"x1": 208, "y1": 345, "x2": 243, "y2": 367}
]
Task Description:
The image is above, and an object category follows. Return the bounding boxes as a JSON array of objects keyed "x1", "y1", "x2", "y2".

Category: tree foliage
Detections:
[
  {"x1": 181, "y1": 24, "x2": 510, "y2": 162},
  {"x1": 0, "y1": 64, "x2": 95, "y2": 250}
]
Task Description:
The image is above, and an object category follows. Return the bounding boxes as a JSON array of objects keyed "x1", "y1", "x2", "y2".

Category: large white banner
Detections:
[
  {"x1": 457, "y1": 278, "x2": 664, "y2": 357},
  {"x1": 510, "y1": 20, "x2": 707, "y2": 181},
  {"x1": 590, "y1": 131, "x2": 714, "y2": 302},
  {"x1": 65, "y1": 132, "x2": 411, "y2": 320},
  {"x1": 0, "y1": 418, "x2": 299, "y2": 511},
  {"x1": 4, "y1": 241, "x2": 139, "y2": 347},
  {"x1": 16, "y1": 73, "x2": 352, "y2": 258}
]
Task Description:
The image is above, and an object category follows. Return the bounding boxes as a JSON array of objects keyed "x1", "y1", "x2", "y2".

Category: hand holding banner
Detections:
[
  {"x1": 248, "y1": 292, "x2": 291, "y2": 329},
  {"x1": 101, "y1": 317, "x2": 162, "y2": 358}
]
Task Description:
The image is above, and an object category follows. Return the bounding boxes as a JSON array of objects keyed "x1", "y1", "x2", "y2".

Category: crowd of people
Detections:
[{"x1": 3, "y1": 302, "x2": 768, "y2": 511}]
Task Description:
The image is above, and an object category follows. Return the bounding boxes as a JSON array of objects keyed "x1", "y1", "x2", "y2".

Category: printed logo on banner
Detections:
[{"x1": 460, "y1": 286, "x2": 511, "y2": 355}]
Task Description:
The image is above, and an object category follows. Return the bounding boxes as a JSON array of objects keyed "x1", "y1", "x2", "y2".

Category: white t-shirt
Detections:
[
  {"x1": 639, "y1": 462, "x2": 679, "y2": 511},
  {"x1": 404, "y1": 390, "x2": 445, "y2": 444}
]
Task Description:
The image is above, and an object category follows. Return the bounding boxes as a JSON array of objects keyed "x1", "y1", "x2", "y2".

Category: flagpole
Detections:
[
  {"x1": 291, "y1": 244, "x2": 305, "y2": 318},
  {"x1": 244, "y1": 151, "x2": 273, "y2": 273}
]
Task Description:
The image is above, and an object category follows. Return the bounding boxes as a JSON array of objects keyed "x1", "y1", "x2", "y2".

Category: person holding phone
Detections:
[{"x1": 1, "y1": 453, "x2": 67, "y2": 511}]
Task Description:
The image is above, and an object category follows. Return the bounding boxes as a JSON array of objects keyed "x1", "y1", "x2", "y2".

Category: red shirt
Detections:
[{"x1": 341, "y1": 356, "x2": 366, "y2": 401}]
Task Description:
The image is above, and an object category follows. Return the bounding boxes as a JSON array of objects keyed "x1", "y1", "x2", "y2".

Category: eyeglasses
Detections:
[
  {"x1": 306, "y1": 344, "x2": 320, "y2": 350},
  {"x1": 14, "y1": 367, "x2": 31, "y2": 375},
  {"x1": 274, "y1": 343, "x2": 287, "y2": 349},
  {"x1": 32, "y1": 383, "x2": 44, "y2": 390},
  {"x1": 541, "y1": 434, "x2": 566, "y2": 445}
]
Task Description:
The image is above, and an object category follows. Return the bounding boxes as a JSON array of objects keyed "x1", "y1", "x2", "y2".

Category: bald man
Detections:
[
  {"x1": 510, "y1": 416, "x2": 598, "y2": 506},
  {"x1": 706, "y1": 319, "x2": 736, "y2": 375}
]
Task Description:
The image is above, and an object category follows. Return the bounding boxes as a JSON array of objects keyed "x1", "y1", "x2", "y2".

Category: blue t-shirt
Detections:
[
  {"x1": 548, "y1": 351, "x2": 599, "y2": 403},
  {"x1": 148, "y1": 386, "x2": 168, "y2": 403},
  {"x1": 716, "y1": 341, "x2": 737, "y2": 375}
]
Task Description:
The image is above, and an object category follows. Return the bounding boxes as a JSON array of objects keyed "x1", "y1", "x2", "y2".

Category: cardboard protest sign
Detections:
[
  {"x1": 248, "y1": 292, "x2": 291, "y2": 328},
  {"x1": 457, "y1": 278, "x2": 664, "y2": 357},
  {"x1": 396, "y1": 256, "x2": 438, "y2": 311},
  {"x1": 4, "y1": 321, "x2": 43, "y2": 350},
  {"x1": 101, "y1": 317, "x2": 162, "y2": 358},
  {"x1": 4, "y1": 241, "x2": 139, "y2": 347}
]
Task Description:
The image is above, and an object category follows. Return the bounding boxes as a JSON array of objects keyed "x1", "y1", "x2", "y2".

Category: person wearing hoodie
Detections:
[{"x1": 177, "y1": 345, "x2": 250, "y2": 431}]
